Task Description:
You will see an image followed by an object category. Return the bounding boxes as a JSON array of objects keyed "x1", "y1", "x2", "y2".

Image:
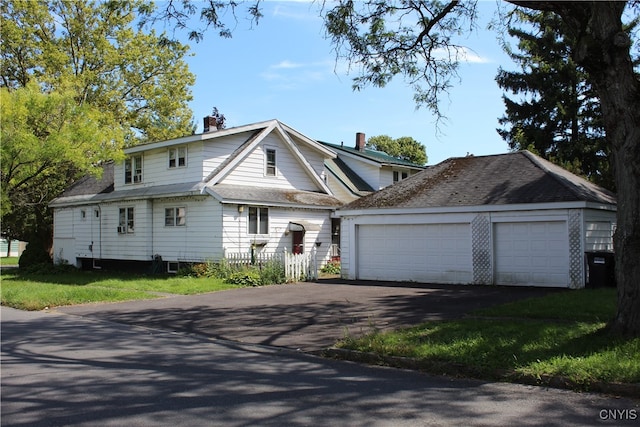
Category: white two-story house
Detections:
[{"x1": 50, "y1": 118, "x2": 343, "y2": 272}]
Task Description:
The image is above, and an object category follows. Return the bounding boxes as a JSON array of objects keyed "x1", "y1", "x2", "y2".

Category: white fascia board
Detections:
[
  {"x1": 124, "y1": 120, "x2": 277, "y2": 154},
  {"x1": 278, "y1": 122, "x2": 337, "y2": 158},
  {"x1": 335, "y1": 201, "x2": 600, "y2": 218},
  {"x1": 273, "y1": 124, "x2": 333, "y2": 194}
]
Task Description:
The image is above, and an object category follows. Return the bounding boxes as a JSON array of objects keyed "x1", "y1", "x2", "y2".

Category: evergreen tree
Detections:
[{"x1": 496, "y1": 10, "x2": 613, "y2": 190}]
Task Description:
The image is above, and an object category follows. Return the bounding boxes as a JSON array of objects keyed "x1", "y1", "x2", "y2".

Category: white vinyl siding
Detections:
[
  {"x1": 115, "y1": 144, "x2": 203, "y2": 190},
  {"x1": 152, "y1": 197, "x2": 223, "y2": 261},
  {"x1": 221, "y1": 134, "x2": 320, "y2": 191}
]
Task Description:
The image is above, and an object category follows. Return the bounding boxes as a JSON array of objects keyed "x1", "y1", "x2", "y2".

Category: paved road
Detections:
[
  {"x1": 2, "y1": 306, "x2": 638, "y2": 427},
  {"x1": 55, "y1": 280, "x2": 560, "y2": 351}
]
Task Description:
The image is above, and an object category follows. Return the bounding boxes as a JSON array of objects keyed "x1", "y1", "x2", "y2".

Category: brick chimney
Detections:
[
  {"x1": 203, "y1": 115, "x2": 218, "y2": 133},
  {"x1": 355, "y1": 132, "x2": 366, "y2": 151}
]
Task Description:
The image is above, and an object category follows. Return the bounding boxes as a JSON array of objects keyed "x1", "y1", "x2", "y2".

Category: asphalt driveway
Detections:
[{"x1": 55, "y1": 279, "x2": 558, "y2": 352}]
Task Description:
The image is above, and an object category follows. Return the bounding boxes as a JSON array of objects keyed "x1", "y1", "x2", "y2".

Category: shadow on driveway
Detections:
[{"x1": 56, "y1": 279, "x2": 559, "y2": 352}]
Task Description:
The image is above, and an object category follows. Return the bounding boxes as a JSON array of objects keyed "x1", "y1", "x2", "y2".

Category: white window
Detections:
[
  {"x1": 118, "y1": 207, "x2": 134, "y2": 234},
  {"x1": 80, "y1": 209, "x2": 87, "y2": 220},
  {"x1": 124, "y1": 155, "x2": 143, "y2": 184},
  {"x1": 168, "y1": 147, "x2": 186, "y2": 168},
  {"x1": 265, "y1": 148, "x2": 276, "y2": 176},
  {"x1": 165, "y1": 207, "x2": 186, "y2": 227},
  {"x1": 248, "y1": 207, "x2": 268, "y2": 235},
  {"x1": 393, "y1": 170, "x2": 409, "y2": 183}
]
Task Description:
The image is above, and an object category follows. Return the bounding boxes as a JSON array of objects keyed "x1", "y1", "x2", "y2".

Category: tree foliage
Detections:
[
  {"x1": 0, "y1": 0, "x2": 196, "y2": 244},
  {"x1": 0, "y1": 0, "x2": 196, "y2": 144},
  {"x1": 1, "y1": 82, "x2": 125, "y2": 243},
  {"x1": 495, "y1": 9, "x2": 632, "y2": 191},
  {"x1": 323, "y1": 0, "x2": 478, "y2": 120},
  {"x1": 367, "y1": 135, "x2": 428, "y2": 165}
]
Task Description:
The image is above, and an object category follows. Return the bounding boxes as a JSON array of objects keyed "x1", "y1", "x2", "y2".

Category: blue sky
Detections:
[{"x1": 180, "y1": 1, "x2": 514, "y2": 165}]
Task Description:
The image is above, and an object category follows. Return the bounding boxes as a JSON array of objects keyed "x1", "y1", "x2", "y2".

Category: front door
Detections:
[{"x1": 292, "y1": 231, "x2": 304, "y2": 254}]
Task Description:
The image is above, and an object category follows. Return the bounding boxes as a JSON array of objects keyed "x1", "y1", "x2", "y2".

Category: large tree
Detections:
[
  {"x1": 496, "y1": 9, "x2": 614, "y2": 190},
  {"x1": 1, "y1": 0, "x2": 195, "y2": 144},
  {"x1": 1, "y1": 0, "x2": 196, "y2": 246},
  {"x1": 367, "y1": 135, "x2": 428, "y2": 165},
  {"x1": 1, "y1": 81, "x2": 125, "y2": 245}
]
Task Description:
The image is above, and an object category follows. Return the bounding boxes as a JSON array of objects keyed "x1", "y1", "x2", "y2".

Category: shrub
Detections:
[
  {"x1": 321, "y1": 260, "x2": 341, "y2": 274},
  {"x1": 18, "y1": 242, "x2": 52, "y2": 271},
  {"x1": 260, "y1": 259, "x2": 286, "y2": 285},
  {"x1": 226, "y1": 270, "x2": 261, "y2": 287}
]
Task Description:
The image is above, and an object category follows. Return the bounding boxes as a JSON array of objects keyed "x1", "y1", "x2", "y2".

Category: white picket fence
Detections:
[{"x1": 224, "y1": 248, "x2": 317, "y2": 282}]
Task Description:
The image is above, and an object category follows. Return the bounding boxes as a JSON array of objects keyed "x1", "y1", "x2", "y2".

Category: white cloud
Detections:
[{"x1": 270, "y1": 60, "x2": 305, "y2": 69}]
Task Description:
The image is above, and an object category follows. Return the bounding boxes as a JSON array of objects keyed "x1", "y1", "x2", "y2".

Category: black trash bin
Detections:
[{"x1": 585, "y1": 251, "x2": 616, "y2": 288}]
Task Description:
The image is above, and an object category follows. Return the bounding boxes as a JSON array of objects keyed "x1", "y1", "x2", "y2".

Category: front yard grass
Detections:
[
  {"x1": 336, "y1": 288, "x2": 640, "y2": 389},
  {"x1": 0, "y1": 270, "x2": 238, "y2": 311}
]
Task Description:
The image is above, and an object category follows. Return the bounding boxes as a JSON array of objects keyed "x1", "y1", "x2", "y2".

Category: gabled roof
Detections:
[
  {"x1": 325, "y1": 157, "x2": 375, "y2": 196},
  {"x1": 203, "y1": 121, "x2": 334, "y2": 194},
  {"x1": 55, "y1": 161, "x2": 115, "y2": 198},
  {"x1": 319, "y1": 141, "x2": 425, "y2": 169},
  {"x1": 341, "y1": 151, "x2": 616, "y2": 210}
]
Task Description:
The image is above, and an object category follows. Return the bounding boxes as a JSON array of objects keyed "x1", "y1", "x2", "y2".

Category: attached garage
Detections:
[
  {"x1": 357, "y1": 223, "x2": 472, "y2": 283},
  {"x1": 337, "y1": 151, "x2": 617, "y2": 288}
]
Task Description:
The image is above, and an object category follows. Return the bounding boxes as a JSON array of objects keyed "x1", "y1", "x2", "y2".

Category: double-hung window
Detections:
[
  {"x1": 118, "y1": 207, "x2": 134, "y2": 234},
  {"x1": 265, "y1": 148, "x2": 276, "y2": 176},
  {"x1": 248, "y1": 207, "x2": 268, "y2": 235},
  {"x1": 165, "y1": 207, "x2": 186, "y2": 227},
  {"x1": 168, "y1": 147, "x2": 186, "y2": 168},
  {"x1": 124, "y1": 155, "x2": 143, "y2": 184}
]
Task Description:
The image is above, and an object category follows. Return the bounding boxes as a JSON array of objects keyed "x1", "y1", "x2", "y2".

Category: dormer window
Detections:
[
  {"x1": 124, "y1": 155, "x2": 143, "y2": 184},
  {"x1": 393, "y1": 170, "x2": 409, "y2": 183},
  {"x1": 168, "y1": 147, "x2": 186, "y2": 168},
  {"x1": 265, "y1": 148, "x2": 276, "y2": 176}
]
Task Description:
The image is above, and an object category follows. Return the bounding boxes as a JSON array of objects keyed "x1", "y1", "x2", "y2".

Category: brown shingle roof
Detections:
[{"x1": 342, "y1": 151, "x2": 616, "y2": 210}]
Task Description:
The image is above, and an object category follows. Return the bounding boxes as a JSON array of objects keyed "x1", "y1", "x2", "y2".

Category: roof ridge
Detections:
[{"x1": 519, "y1": 150, "x2": 615, "y2": 202}]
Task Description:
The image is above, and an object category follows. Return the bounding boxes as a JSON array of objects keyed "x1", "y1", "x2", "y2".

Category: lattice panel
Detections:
[
  {"x1": 568, "y1": 209, "x2": 583, "y2": 288},
  {"x1": 471, "y1": 214, "x2": 492, "y2": 284}
]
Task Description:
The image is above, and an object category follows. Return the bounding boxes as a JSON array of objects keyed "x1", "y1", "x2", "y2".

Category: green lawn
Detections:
[
  {"x1": 1, "y1": 256, "x2": 19, "y2": 266},
  {"x1": 0, "y1": 269, "x2": 239, "y2": 310},
  {"x1": 337, "y1": 288, "x2": 640, "y2": 388}
]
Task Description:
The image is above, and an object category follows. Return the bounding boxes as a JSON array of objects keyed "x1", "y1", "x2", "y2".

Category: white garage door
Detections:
[
  {"x1": 357, "y1": 223, "x2": 472, "y2": 284},
  {"x1": 494, "y1": 221, "x2": 569, "y2": 287}
]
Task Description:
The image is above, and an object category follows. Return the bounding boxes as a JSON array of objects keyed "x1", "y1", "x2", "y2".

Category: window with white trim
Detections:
[
  {"x1": 165, "y1": 207, "x2": 186, "y2": 227},
  {"x1": 393, "y1": 170, "x2": 409, "y2": 183},
  {"x1": 168, "y1": 147, "x2": 186, "y2": 168},
  {"x1": 124, "y1": 155, "x2": 143, "y2": 184},
  {"x1": 265, "y1": 148, "x2": 276, "y2": 176},
  {"x1": 248, "y1": 207, "x2": 268, "y2": 235},
  {"x1": 118, "y1": 207, "x2": 134, "y2": 234}
]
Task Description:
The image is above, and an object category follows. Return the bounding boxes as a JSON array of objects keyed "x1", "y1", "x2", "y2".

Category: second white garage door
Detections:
[
  {"x1": 356, "y1": 223, "x2": 472, "y2": 284},
  {"x1": 494, "y1": 221, "x2": 569, "y2": 287}
]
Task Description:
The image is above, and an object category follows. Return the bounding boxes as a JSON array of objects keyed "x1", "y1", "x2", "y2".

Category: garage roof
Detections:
[{"x1": 341, "y1": 151, "x2": 616, "y2": 210}]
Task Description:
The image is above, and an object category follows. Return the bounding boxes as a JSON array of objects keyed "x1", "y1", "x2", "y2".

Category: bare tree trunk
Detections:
[
  {"x1": 567, "y1": 3, "x2": 640, "y2": 336},
  {"x1": 511, "y1": 1, "x2": 640, "y2": 336}
]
